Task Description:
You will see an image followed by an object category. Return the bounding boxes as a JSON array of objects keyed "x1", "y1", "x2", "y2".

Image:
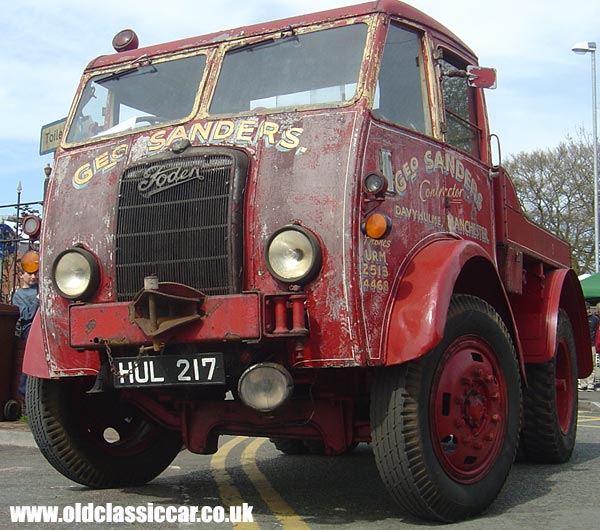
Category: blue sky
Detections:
[{"x1": 1, "y1": 0, "x2": 598, "y2": 213}]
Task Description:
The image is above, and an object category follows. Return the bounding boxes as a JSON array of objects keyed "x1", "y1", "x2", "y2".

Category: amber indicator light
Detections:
[{"x1": 363, "y1": 213, "x2": 391, "y2": 239}]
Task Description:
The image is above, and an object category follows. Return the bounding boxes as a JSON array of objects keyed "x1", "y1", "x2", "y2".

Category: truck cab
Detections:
[{"x1": 25, "y1": 1, "x2": 589, "y2": 522}]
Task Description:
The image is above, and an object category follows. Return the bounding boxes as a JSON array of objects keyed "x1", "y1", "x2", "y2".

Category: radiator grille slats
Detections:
[{"x1": 115, "y1": 152, "x2": 246, "y2": 301}]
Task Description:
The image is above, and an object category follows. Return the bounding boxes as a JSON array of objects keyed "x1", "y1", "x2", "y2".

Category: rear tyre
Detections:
[
  {"x1": 270, "y1": 438, "x2": 307, "y2": 455},
  {"x1": 521, "y1": 309, "x2": 578, "y2": 463},
  {"x1": 26, "y1": 376, "x2": 182, "y2": 488},
  {"x1": 304, "y1": 440, "x2": 359, "y2": 455},
  {"x1": 270, "y1": 438, "x2": 358, "y2": 455},
  {"x1": 371, "y1": 295, "x2": 521, "y2": 522}
]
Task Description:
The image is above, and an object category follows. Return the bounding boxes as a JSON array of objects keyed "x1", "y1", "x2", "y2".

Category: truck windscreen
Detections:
[
  {"x1": 66, "y1": 54, "x2": 206, "y2": 143},
  {"x1": 210, "y1": 23, "x2": 368, "y2": 114}
]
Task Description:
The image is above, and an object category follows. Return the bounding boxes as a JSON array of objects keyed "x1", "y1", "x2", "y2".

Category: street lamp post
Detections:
[{"x1": 572, "y1": 41, "x2": 598, "y2": 273}]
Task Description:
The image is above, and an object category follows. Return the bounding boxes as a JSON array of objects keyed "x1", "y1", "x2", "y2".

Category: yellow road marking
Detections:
[
  {"x1": 210, "y1": 437, "x2": 260, "y2": 529},
  {"x1": 241, "y1": 438, "x2": 311, "y2": 530},
  {"x1": 577, "y1": 412, "x2": 600, "y2": 427}
]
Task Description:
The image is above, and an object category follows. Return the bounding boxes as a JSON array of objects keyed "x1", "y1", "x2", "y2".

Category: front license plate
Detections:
[{"x1": 113, "y1": 352, "x2": 225, "y2": 388}]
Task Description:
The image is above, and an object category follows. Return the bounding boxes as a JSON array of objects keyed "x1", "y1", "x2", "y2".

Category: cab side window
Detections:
[
  {"x1": 373, "y1": 23, "x2": 429, "y2": 133},
  {"x1": 440, "y1": 55, "x2": 480, "y2": 156}
]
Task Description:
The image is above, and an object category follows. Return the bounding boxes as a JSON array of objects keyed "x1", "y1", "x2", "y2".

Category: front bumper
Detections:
[{"x1": 69, "y1": 290, "x2": 308, "y2": 349}]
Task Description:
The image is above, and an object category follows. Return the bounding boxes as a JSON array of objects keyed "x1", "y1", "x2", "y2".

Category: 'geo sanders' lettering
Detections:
[
  {"x1": 148, "y1": 119, "x2": 304, "y2": 153},
  {"x1": 395, "y1": 149, "x2": 483, "y2": 211},
  {"x1": 71, "y1": 120, "x2": 305, "y2": 189},
  {"x1": 72, "y1": 144, "x2": 128, "y2": 189}
]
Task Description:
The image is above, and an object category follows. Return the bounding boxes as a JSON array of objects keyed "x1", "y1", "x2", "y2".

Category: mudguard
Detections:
[
  {"x1": 22, "y1": 311, "x2": 53, "y2": 379},
  {"x1": 511, "y1": 267, "x2": 591, "y2": 377},
  {"x1": 382, "y1": 238, "x2": 517, "y2": 367},
  {"x1": 557, "y1": 269, "x2": 592, "y2": 377}
]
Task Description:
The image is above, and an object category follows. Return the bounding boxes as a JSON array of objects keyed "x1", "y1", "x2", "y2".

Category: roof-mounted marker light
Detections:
[{"x1": 112, "y1": 29, "x2": 139, "y2": 52}]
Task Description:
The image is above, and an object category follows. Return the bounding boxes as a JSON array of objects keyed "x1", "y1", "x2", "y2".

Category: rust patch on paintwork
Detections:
[{"x1": 85, "y1": 319, "x2": 97, "y2": 335}]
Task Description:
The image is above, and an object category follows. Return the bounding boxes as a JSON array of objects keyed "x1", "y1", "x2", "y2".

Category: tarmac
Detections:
[
  {"x1": 0, "y1": 418, "x2": 36, "y2": 448},
  {"x1": 577, "y1": 388, "x2": 600, "y2": 411},
  {"x1": 1, "y1": 392, "x2": 599, "y2": 449}
]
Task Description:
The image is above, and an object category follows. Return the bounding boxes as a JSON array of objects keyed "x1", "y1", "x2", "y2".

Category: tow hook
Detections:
[{"x1": 131, "y1": 276, "x2": 205, "y2": 337}]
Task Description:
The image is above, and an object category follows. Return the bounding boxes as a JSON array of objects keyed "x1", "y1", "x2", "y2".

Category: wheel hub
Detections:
[
  {"x1": 431, "y1": 338, "x2": 507, "y2": 483},
  {"x1": 464, "y1": 390, "x2": 486, "y2": 428}
]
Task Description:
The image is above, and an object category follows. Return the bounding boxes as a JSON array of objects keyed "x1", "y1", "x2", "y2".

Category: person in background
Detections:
[
  {"x1": 13, "y1": 251, "x2": 40, "y2": 412},
  {"x1": 581, "y1": 302, "x2": 600, "y2": 391},
  {"x1": 596, "y1": 303, "x2": 600, "y2": 386}
]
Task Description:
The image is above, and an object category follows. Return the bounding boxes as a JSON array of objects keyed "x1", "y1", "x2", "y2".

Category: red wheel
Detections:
[
  {"x1": 26, "y1": 376, "x2": 182, "y2": 488},
  {"x1": 555, "y1": 320, "x2": 577, "y2": 434},
  {"x1": 522, "y1": 309, "x2": 578, "y2": 463},
  {"x1": 371, "y1": 295, "x2": 521, "y2": 522},
  {"x1": 431, "y1": 336, "x2": 507, "y2": 483}
]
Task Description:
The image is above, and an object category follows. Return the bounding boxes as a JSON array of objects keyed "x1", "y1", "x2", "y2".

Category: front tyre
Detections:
[
  {"x1": 26, "y1": 376, "x2": 182, "y2": 488},
  {"x1": 521, "y1": 309, "x2": 578, "y2": 463},
  {"x1": 371, "y1": 295, "x2": 521, "y2": 522}
]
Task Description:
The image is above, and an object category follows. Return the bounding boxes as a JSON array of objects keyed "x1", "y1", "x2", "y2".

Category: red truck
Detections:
[{"x1": 24, "y1": 0, "x2": 591, "y2": 522}]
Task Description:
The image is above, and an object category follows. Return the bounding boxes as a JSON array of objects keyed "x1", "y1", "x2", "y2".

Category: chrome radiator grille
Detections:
[{"x1": 115, "y1": 150, "x2": 248, "y2": 301}]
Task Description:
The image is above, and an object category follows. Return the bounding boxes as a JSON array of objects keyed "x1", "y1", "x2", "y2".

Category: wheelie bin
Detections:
[{"x1": 0, "y1": 303, "x2": 20, "y2": 420}]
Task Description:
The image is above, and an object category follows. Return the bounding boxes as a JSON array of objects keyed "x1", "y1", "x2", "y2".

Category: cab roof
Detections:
[{"x1": 87, "y1": 0, "x2": 476, "y2": 71}]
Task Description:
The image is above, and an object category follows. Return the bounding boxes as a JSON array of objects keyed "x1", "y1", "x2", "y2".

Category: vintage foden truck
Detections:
[{"x1": 24, "y1": 0, "x2": 591, "y2": 522}]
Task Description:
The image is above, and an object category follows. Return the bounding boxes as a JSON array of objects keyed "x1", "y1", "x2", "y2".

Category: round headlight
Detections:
[
  {"x1": 237, "y1": 363, "x2": 293, "y2": 412},
  {"x1": 52, "y1": 248, "x2": 100, "y2": 300},
  {"x1": 265, "y1": 226, "x2": 322, "y2": 284}
]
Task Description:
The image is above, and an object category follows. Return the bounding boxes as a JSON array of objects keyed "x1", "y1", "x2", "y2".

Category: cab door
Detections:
[{"x1": 437, "y1": 51, "x2": 495, "y2": 258}]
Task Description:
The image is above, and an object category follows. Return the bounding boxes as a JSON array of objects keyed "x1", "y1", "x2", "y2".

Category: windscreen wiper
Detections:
[
  {"x1": 228, "y1": 29, "x2": 298, "y2": 55},
  {"x1": 96, "y1": 57, "x2": 156, "y2": 84}
]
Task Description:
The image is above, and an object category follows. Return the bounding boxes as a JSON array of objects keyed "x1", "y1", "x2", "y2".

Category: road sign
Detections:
[{"x1": 39, "y1": 118, "x2": 67, "y2": 155}]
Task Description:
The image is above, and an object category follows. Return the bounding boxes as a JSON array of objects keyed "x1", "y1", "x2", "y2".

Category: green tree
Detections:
[{"x1": 504, "y1": 130, "x2": 595, "y2": 275}]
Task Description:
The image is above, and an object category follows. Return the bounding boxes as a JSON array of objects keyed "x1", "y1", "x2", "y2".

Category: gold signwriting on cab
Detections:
[
  {"x1": 71, "y1": 120, "x2": 305, "y2": 189},
  {"x1": 72, "y1": 144, "x2": 129, "y2": 189},
  {"x1": 395, "y1": 149, "x2": 484, "y2": 211},
  {"x1": 148, "y1": 119, "x2": 304, "y2": 153}
]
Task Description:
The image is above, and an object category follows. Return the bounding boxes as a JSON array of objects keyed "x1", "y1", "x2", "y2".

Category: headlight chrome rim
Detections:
[
  {"x1": 52, "y1": 247, "x2": 100, "y2": 300},
  {"x1": 265, "y1": 225, "x2": 322, "y2": 284},
  {"x1": 237, "y1": 362, "x2": 294, "y2": 412}
]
